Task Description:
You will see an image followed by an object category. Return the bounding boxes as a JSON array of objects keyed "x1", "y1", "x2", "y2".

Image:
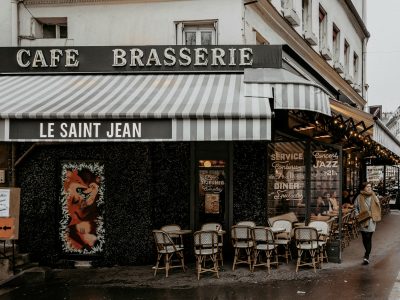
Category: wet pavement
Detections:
[{"x1": 1, "y1": 211, "x2": 400, "y2": 299}]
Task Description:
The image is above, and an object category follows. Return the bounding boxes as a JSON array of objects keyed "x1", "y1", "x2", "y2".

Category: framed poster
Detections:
[{"x1": 60, "y1": 161, "x2": 105, "y2": 255}]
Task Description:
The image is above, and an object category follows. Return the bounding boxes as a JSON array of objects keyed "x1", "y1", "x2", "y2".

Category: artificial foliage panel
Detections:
[
  {"x1": 16, "y1": 142, "x2": 190, "y2": 266},
  {"x1": 233, "y1": 141, "x2": 268, "y2": 225}
]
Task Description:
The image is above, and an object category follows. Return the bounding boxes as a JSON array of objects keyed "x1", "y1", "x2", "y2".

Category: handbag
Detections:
[{"x1": 357, "y1": 210, "x2": 371, "y2": 223}]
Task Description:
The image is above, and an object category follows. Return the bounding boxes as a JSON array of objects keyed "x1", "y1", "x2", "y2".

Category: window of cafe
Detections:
[
  {"x1": 267, "y1": 141, "x2": 306, "y2": 221},
  {"x1": 344, "y1": 152, "x2": 361, "y2": 195},
  {"x1": 267, "y1": 139, "x2": 341, "y2": 222},
  {"x1": 310, "y1": 143, "x2": 340, "y2": 216}
]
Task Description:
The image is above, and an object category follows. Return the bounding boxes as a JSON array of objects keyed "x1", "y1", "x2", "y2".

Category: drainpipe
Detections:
[{"x1": 10, "y1": 0, "x2": 20, "y2": 46}]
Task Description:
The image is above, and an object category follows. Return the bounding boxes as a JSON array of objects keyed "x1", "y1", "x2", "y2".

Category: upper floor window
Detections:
[
  {"x1": 332, "y1": 24, "x2": 340, "y2": 61},
  {"x1": 302, "y1": 0, "x2": 311, "y2": 32},
  {"x1": 33, "y1": 17, "x2": 68, "y2": 39},
  {"x1": 319, "y1": 6, "x2": 327, "y2": 48},
  {"x1": 176, "y1": 20, "x2": 217, "y2": 45},
  {"x1": 353, "y1": 52, "x2": 359, "y2": 82},
  {"x1": 344, "y1": 40, "x2": 350, "y2": 73}
]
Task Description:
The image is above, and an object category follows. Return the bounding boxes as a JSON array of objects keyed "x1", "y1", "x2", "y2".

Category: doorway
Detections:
[{"x1": 193, "y1": 142, "x2": 231, "y2": 232}]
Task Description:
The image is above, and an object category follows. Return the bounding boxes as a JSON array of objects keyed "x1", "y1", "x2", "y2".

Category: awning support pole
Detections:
[{"x1": 11, "y1": 143, "x2": 16, "y2": 187}]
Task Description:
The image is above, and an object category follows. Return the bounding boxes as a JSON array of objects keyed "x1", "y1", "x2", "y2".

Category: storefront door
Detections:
[{"x1": 194, "y1": 142, "x2": 230, "y2": 232}]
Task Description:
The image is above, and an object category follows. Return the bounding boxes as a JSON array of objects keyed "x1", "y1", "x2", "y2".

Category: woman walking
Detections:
[{"x1": 354, "y1": 182, "x2": 381, "y2": 265}]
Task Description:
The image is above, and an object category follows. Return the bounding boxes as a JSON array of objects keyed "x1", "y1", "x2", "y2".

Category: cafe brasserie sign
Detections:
[{"x1": 0, "y1": 45, "x2": 282, "y2": 74}]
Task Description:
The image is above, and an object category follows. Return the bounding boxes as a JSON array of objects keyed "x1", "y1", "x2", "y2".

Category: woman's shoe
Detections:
[{"x1": 362, "y1": 258, "x2": 369, "y2": 265}]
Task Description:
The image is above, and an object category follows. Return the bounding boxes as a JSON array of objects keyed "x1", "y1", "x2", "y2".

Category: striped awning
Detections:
[
  {"x1": 330, "y1": 99, "x2": 400, "y2": 157},
  {"x1": 373, "y1": 119, "x2": 400, "y2": 157},
  {"x1": 244, "y1": 68, "x2": 332, "y2": 116},
  {"x1": 0, "y1": 74, "x2": 272, "y2": 142}
]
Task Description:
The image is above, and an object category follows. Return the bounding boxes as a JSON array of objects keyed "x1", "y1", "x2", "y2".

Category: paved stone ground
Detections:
[{"x1": 42, "y1": 210, "x2": 400, "y2": 289}]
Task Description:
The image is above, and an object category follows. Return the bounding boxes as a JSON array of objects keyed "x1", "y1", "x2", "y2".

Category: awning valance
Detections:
[
  {"x1": 244, "y1": 68, "x2": 332, "y2": 116},
  {"x1": 330, "y1": 99, "x2": 400, "y2": 157},
  {"x1": 0, "y1": 74, "x2": 272, "y2": 142}
]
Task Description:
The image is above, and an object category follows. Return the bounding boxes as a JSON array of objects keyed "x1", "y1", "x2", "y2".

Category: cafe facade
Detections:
[
  {"x1": 1, "y1": 0, "x2": 400, "y2": 267},
  {"x1": 0, "y1": 43, "x2": 388, "y2": 266}
]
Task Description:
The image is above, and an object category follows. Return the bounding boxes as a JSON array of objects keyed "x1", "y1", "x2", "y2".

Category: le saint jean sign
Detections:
[{"x1": 0, "y1": 45, "x2": 282, "y2": 74}]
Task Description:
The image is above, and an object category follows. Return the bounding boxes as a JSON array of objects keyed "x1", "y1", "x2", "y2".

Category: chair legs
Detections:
[
  {"x1": 153, "y1": 250, "x2": 185, "y2": 278},
  {"x1": 296, "y1": 248, "x2": 319, "y2": 273},
  {"x1": 276, "y1": 243, "x2": 292, "y2": 264},
  {"x1": 232, "y1": 247, "x2": 253, "y2": 271},
  {"x1": 252, "y1": 248, "x2": 278, "y2": 274},
  {"x1": 196, "y1": 253, "x2": 219, "y2": 280}
]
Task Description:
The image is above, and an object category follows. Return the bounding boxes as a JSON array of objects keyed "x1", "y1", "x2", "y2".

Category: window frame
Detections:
[
  {"x1": 302, "y1": 0, "x2": 311, "y2": 33},
  {"x1": 319, "y1": 5, "x2": 327, "y2": 49},
  {"x1": 353, "y1": 52, "x2": 359, "y2": 83},
  {"x1": 175, "y1": 20, "x2": 218, "y2": 46},
  {"x1": 344, "y1": 39, "x2": 350, "y2": 74},
  {"x1": 332, "y1": 23, "x2": 340, "y2": 62},
  {"x1": 32, "y1": 17, "x2": 68, "y2": 39}
]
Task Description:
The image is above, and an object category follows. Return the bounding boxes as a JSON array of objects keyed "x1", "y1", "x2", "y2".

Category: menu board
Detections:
[
  {"x1": 267, "y1": 142, "x2": 306, "y2": 216},
  {"x1": 0, "y1": 189, "x2": 10, "y2": 217},
  {"x1": 366, "y1": 166, "x2": 384, "y2": 185},
  {"x1": 199, "y1": 169, "x2": 225, "y2": 214}
]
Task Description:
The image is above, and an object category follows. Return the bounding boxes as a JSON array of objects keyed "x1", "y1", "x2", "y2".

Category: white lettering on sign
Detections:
[
  {"x1": 111, "y1": 47, "x2": 254, "y2": 68},
  {"x1": 16, "y1": 47, "x2": 254, "y2": 70},
  {"x1": 16, "y1": 49, "x2": 79, "y2": 68},
  {"x1": 106, "y1": 123, "x2": 141, "y2": 138},
  {"x1": 40, "y1": 122, "x2": 54, "y2": 138},
  {"x1": 59, "y1": 122, "x2": 101, "y2": 138}
]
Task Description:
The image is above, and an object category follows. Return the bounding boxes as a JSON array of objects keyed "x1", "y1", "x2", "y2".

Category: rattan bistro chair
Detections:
[
  {"x1": 294, "y1": 227, "x2": 320, "y2": 273},
  {"x1": 237, "y1": 221, "x2": 256, "y2": 228},
  {"x1": 161, "y1": 224, "x2": 184, "y2": 248},
  {"x1": 201, "y1": 223, "x2": 224, "y2": 266},
  {"x1": 252, "y1": 227, "x2": 279, "y2": 274},
  {"x1": 272, "y1": 219, "x2": 292, "y2": 263},
  {"x1": 193, "y1": 230, "x2": 220, "y2": 280},
  {"x1": 231, "y1": 225, "x2": 253, "y2": 271},
  {"x1": 152, "y1": 230, "x2": 185, "y2": 278},
  {"x1": 308, "y1": 220, "x2": 330, "y2": 263}
]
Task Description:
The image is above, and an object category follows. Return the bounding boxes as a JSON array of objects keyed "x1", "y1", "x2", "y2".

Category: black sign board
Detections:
[
  {"x1": 0, "y1": 45, "x2": 282, "y2": 74},
  {"x1": 9, "y1": 119, "x2": 172, "y2": 140}
]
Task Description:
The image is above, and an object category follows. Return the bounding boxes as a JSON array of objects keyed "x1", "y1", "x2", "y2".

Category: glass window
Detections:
[
  {"x1": 43, "y1": 24, "x2": 56, "y2": 38},
  {"x1": 344, "y1": 40, "x2": 350, "y2": 73},
  {"x1": 302, "y1": 0, "x2": 310, "y2": 32},
  {"x1": 267, "y1": 141, "x2": 306, "y2": 221},
  {"x1": 201, "y1": 31, "x2": 212, "y2": 45},
  {"x1": 353, "y1": 52, "x2": 359, "y2": 83},
  {"x1": 177, "y1": 21, "x2": 216, "y2": 45},
  {"x1": 332, "y1": 24, "x2": 340, "y2": 61},
  {"x1": 60, "y1": 25, "x2": 68, "y2": 39},
  {"x1": 185, "y1": 32, "x2": 196, "y2": 45},
  {"x1": 319, "y1": 6, "x2": 327, "y2": 49},
  {"x1": 310, "y1": 143, "x2": 340, "y2": 216},
  {"x1": 36, "y1": 17, "x2": 68, "y2": 39}
]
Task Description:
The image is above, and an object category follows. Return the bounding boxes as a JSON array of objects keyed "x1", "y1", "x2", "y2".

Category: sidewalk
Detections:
[{"x1": 5, "y1": 210, "x2": 400, "y2": 289}]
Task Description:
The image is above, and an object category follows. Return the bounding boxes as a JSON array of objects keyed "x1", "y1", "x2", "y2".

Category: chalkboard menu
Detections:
[
  {"x1": 267, "y1": 142, "x2": 306, "y2": 218},
  {"x1": 198, "y1": 160, "x2": 225, "y2": 215}
]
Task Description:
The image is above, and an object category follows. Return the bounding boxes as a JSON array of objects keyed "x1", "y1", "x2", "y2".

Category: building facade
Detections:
[{"x1": 0, "y1": 0, "x2": 399, "y2": 266}]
